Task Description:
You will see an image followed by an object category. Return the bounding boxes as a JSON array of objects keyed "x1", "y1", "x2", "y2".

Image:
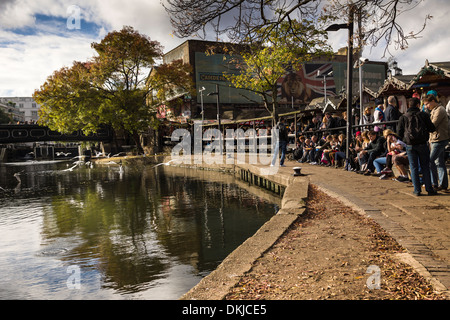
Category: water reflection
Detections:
[{"x1": 0, "y1": 161, "x2": 278, "y2": 299}]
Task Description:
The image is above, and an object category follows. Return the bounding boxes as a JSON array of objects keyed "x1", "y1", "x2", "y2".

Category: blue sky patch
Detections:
[{"x1": 7, "y1": 13, "x2": 105, "y2": 38}]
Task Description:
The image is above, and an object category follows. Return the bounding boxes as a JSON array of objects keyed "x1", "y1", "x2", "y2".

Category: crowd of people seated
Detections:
[{"x1": 290, "y1": 93, "x2": 450, "y2": 195}]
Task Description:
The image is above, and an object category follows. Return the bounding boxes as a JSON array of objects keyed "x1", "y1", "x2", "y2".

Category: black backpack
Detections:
[
  {"x1": 404, "y1": 111, "x2": 429, "y2": 145},
  {"x1": 278, "y1": 123, "x2": 289, "y2": 142}
]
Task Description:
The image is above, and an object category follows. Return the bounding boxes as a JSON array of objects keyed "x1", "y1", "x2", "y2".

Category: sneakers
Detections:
[
  {"x1": 380, "y1": 168, "x2": 393, "y2": 174},
  {"x1": 379, "y1": 173, "x2": 389, "y2": 180},
  {"x1": 396, "y1": 176, "x2": 409, "y2": 182}
]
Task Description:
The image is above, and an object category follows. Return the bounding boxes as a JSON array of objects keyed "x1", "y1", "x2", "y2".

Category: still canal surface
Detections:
[{"x1": 0, "y1": 160, "x2": 278, "y2": 299}]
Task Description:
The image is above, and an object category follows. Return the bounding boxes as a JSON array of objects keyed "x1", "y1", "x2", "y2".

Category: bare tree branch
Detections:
[{"x1": 163, "y1": 0, "x2": 432, "y2": 56}]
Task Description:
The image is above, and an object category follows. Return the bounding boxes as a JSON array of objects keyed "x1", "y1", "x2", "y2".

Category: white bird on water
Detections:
[
  {"x1": 94, "y1": 151, "x2": 111, "y2": 158},
  {"x1": 63, "y1": 161, "x2": 81, "y2": 172},
  {"x1": 13, "y1": 172, "x2": 22, "y2": 184},
  {"x1": 152, "y1": 159, "x2": 176, "y2": 168},
  {"x1": 56, "y1": 152, "x2": 71, "y2": 157}
]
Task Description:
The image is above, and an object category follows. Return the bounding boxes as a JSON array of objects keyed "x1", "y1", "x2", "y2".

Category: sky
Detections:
[{"x1": 0, "y1": 0, "x2": 449, "y2": 97}]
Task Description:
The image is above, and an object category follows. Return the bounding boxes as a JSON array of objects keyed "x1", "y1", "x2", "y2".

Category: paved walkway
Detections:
[{"x1": 256, "y1": 160, "x2": 450, "y2": 293}]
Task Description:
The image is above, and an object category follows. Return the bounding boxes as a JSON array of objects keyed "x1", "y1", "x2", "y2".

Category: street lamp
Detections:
[
  {"x1": 317, "y1": 70, "x2": 334, "y2": 105},
  {"x1": 208, "y1": 84, "x2": 222, "y2": 154},
  {"x1": 199, "y1": 86, "x2": 205, "y2": 125},
  {"x1": 354, "y1": 57, "x2": 368, "y2": 125},
  {"x1": 325, "y1": 7, "x2": 355, "y2": 161}
]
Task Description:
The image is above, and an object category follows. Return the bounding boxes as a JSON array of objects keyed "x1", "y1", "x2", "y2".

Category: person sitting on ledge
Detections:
[
  {"x1": 358, "y1": 130, "x2": 387, "y2": 176},
  {"x1": 376, "y1": 129, "x2": 407, "y2": 180}
]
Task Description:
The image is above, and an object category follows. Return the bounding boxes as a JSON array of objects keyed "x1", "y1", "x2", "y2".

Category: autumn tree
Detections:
[
  {"x1": 34, "y1": 26, "x2": 193, "y2": 151},
  {"x1": 91, "y1": 26, "x2": 163, "y2": 150},
  {"x1": 147, "y1": 59, "x2": 194, "y2": 108}
]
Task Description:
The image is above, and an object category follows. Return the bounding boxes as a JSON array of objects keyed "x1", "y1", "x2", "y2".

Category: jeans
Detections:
[
  {"x1": 367, "y1": 152, "x2": 379, "y2": 172},
  {"x1": 335, "y1": 151, "x2": 346, "y2": 162},
  {"x1": 271, "y1": 140, "x2": 287, "y2": 166},
  {"x1": 373, "y1": 157, "x2": 387, "y2": 173},
  {"x1": 406, "y1": 144, "x2": 433, "y2": 194},
  {"x1": 429, "y1": 140, "x2": 449, "y2": 189},
  {"x1": 279, "y1": 140, "x2": 287, "y2": 165}
]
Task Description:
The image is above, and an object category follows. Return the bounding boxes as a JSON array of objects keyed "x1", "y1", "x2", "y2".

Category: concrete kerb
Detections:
[{"x1": 180, "y1": 167, "x2": 309, "y2": 300}]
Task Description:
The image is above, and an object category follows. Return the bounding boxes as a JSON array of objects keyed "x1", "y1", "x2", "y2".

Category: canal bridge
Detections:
[{"x1": 0, "y1": 124, "x2": 113, "y2": 144}]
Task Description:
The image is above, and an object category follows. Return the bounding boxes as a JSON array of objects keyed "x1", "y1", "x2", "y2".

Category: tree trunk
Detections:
[
  {"x1": 271, "y1": 84, "x2": 279, "y2": 124},
  {"x1": 131, "y1": 131, "x2": 144, "y2": 154}
]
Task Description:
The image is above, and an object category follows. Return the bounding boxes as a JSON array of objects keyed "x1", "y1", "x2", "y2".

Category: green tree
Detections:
[
  {"x1": 0, "y1": 108, "x2": 10, "y2": 124},
  {"x1": 35, "y1": 61, "x2": 102, "y2": 133},
  {"x1": 223, "y1": 20, "x2": 332, "y2": 123},
  {"x1": 89, "y1": 26, "x2": 163, "y2": 146}
]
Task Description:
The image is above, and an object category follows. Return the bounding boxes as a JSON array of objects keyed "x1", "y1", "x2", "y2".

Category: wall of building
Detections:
[{"x1": 0, "y1": 97, "x2": 40, "y2": 123}]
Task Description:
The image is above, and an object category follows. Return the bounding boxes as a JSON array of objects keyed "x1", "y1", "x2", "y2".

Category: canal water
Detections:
[{"x1": 0, "y1": 160, "x2": 278, "y2": 300}]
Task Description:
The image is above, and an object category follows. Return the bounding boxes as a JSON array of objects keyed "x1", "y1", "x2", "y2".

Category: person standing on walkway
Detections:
[
  {"x1": 271, "y1": 117, "x2": 288, "y2": 167},
  {"x1": 385, "y1": 96, "x2": 401, "y2": 132},
  {"x1": 397, "y1": 97, "x2": 437, "y2": 196},
  {"x1": 424, "y1": 94, "x2": 449, "y2": 192}
]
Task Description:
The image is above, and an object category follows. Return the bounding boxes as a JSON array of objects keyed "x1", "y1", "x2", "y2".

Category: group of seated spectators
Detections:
[
  {"x1": 290, "y1": 93, "x2": 450, "y2": 194},
  {"x1": 294, "y1": 128, "x2": 410, "y2": 181}
]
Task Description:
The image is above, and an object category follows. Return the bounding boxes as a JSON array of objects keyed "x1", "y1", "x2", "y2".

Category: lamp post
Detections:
[
  {"x1": 325, "y1": 6, "x2": 355, "y2": 160},
  {"x1": 199, "y1": 86, "x2": 205, "y2": 125},
  {"x1": 317, "y1": 70, "x2": 334, "y2": 105},
  {"x1": 354, "y1": 57, "x2": 368, "y2": 125},
  {"x1": 208, "y1": 84, "x2": 222, "y2": 154}
]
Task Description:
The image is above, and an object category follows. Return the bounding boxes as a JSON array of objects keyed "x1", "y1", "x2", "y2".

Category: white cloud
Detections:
[
  {"x1": 0, "y1": 30, "x2": 99, "y2": 96},
  {"x1": 0, "y1": 0, "x2": 449, "y2": 97},
  {"x1": 0, "y1": 0, "x2": 186, "y2": 96}
]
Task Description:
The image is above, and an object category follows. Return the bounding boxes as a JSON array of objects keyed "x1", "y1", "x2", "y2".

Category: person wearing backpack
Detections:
[
  {"x1": 397, "y1": 97, "x2": 437, "y2": 196},
  {"x1": 424, "y1": 94, "x2": 449, "y2": 192}
]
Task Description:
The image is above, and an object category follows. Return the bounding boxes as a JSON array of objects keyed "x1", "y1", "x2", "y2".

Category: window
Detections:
[{"x1": 32, "y1": 103, "x2": 36, "y2": 108}]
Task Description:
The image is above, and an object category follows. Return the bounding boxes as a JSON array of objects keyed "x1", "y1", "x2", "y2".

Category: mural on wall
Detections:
[
  {"x1": 278, "y1": 63, "x2": 336, "y2": 104},
  {"x1": 195, "y1": 52, "x2": 386, "y2": 106}
]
